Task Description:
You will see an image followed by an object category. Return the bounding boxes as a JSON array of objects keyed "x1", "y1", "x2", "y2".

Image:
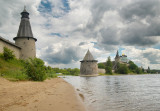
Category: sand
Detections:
[{"x1": 0, "y1": 77, "x2": 86, "y2": 111}]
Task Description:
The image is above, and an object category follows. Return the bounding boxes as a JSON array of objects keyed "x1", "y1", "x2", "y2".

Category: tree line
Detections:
[{"x1": 98, "y1": 56, "x2": 154, "y2": 74}]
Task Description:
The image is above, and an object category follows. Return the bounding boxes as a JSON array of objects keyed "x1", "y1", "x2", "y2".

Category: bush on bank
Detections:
[
  {"x1": 3, "y1": 47, "x2": 15, "y2": 61},
  {"x1": 0, "y1": 47, "x2": 57, "y2": 81},
  {"x1": 24, "y1": 58, "x2": 47, "y2": 81}
]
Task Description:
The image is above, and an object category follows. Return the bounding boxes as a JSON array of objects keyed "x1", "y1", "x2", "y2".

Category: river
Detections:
[{"x1": 61, "y1": 74, "x2": 160, "y2": 111}]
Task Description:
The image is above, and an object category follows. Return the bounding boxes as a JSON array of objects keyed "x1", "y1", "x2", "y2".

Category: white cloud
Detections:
[{"x1": 0, "y1": 0, "x2": 160, "y2": 69}]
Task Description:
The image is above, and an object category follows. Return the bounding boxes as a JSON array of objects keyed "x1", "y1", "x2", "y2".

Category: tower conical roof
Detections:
[
  {"x1": 83, "y1": 50, "x2": 95, "y2": 60},
  {"x1": 13, "y1": 7, "x2": 37, "y2": 41},
  {"x1": 115, "y1": 50, "x2": 119, "y2": 58}
]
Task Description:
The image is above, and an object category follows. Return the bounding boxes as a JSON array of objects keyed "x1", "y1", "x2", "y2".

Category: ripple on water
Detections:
[{"x1": 61, "y1": 74, "x2": 160, "y2": 111}]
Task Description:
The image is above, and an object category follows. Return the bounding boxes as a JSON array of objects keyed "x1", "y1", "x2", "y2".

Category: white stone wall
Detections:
[
  {"x1": 80, "y1": 62, "x2": 98, "y2": 75},
  {"x1": 15, "y1": 37, "x2": 36, "y2": 60},
  {"x1": 0, "y1": 40, "x2": 21, "y2": 59}
]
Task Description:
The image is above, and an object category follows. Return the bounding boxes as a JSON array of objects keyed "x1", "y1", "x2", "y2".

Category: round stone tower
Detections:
[
  {"x1": 80, "y1": 50, "x2": 98, "y2": 76},
  {"x1": 13, "y1": 7, "x2": 37, "y2": 60}
]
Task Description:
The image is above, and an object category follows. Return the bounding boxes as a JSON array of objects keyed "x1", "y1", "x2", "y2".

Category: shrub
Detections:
[
  {"x1": 136, "y1": 68, "x2": 142, "y2": 74},
  {"x1": 45, "y1": 66, "x2": 57, "y2": 78},
  {"x1": 98, "y1": 63, "x2": 105, "y2": 69},
  {"x1": 105, "y1": 56, "x2": 112, "y2": 74},
  {"x1": 105, "y1": 66, "x2": 112, "y2": 74},
  {"x1": 0, "y1": 53, "x2": 3, "y2": 58},
  {"x1": 117, "y1": 64, "x2": 128, "y2": 74},
  {"x1": 3, "y1": 47, "x2": 15, "y2": 61},
  {"x1": 24, "y1": 58, "x2": 47, "y2": 81}
]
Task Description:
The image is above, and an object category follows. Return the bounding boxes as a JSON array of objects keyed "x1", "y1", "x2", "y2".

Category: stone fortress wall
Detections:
[
  {"x1": 0, "y1": 37, "x2": 21, "y2": 59},
  {"x1": 98, "y1": 69, "x2": 105, "y2": 74}
]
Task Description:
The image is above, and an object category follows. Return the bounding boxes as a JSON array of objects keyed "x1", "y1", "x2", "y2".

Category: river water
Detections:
[{"x1": 62, "y1": 74, "x2": 160, "y2": 111}]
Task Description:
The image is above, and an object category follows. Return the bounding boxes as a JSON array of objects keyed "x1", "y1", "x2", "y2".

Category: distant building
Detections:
[
  {"x1": 99, "y1": 50, "x2": 130, "y2": 71},
  {"x1": 113, "y1": 50, "x2": 129, "y2": 70},
  {"x1": 0, "y1": 7, "x2": 37, "y2": 60},
  {"x1": 119, "y1": 54, "x2": 129, "y2": 63},
  {"x1": 80, "y1": 50, "x2": 98, "y2": 76},
  {"x1": 114, "y1": 50, "x2": 129, "y2": 63}
]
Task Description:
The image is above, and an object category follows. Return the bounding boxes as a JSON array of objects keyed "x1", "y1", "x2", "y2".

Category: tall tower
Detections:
[
  {"x1": 115, "y1": 50, "x2": 120, "y2": 62},
  {"x1": 113, "y1": 50, "x2": 120, "y2": 70},
  {"x1": 80, "y1": 50, "x2": 98, "y2": 76},
  {"x1": 13, "y1": 7, "x2": 37, "y2": 60}
]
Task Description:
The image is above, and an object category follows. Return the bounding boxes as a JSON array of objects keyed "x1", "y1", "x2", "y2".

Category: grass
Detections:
[
  {"x1": 0, "y1": 54, "x2": 57, "y2": 81},
  {"x1": 0, "y1": 55, "x2": 28, "y2": 81},
  {"x1": 46, "y1": 72, "x2": 58, "y2": 78}
]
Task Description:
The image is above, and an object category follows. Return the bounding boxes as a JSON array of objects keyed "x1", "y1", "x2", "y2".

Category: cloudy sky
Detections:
[{"x1": 0, "y1": 0, "x2": 160, "y2": 69}]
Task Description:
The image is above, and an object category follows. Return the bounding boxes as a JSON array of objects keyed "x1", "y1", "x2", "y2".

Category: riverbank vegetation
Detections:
[
  {"x1": 52, "y1": 68, "x2": 80, "y2": 76},
  {"x1": 0, "y1": 47, "x2": 57, "y2": 81},
  {"x1": 98, "y1": 56, "x2": 159, "y2": 75}
]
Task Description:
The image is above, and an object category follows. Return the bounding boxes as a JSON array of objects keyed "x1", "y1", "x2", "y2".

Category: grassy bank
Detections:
[
  {"x1": 0, "y1": 53, "x2": 57, "y2": 81},
  {"x1": 0, "y1": 54, "x2": 27, "y2": 81}
]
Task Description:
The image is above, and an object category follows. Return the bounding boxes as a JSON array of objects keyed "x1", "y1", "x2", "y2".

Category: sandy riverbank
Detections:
[{"x1": 0, "y1": 77, "x2": 86, "y2": 111}]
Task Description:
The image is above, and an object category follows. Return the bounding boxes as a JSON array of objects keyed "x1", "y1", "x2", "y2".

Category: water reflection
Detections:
[{"x1": 61, "y1": 74, "x2": 160, "y2": 111}]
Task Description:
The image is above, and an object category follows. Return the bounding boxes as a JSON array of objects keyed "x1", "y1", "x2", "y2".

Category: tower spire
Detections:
[
  {"x1": 116, "y1": 50, "x2": 119, "y2": 58},
  {"x1": 14, "y1": 7, "x2": 36, "y2": 41},
  {"x1": 83, "y1": 49, "x2": 95, "y2": 60},
  {"x1": 24, "y1": 5, "x2": 26, "y2": 12}
]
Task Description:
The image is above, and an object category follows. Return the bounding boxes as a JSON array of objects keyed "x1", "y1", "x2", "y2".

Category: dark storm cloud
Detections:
[
  {"x1": 42, "y1": 46, "x2": 82, "y2": 64},
  {"x1": 146, "y1": 20, "x2": 160, "y2": 36},
  {"x1": 79, "y1": 42, "x2": 88, "y2": 46},
  {"x1": 143, "y1": 52, "x2": 160, "y2": 64},
  {"x1": 99, "y1": 27, "x2": 120, "y2": 45},
  {"x1": 88, "y1": 0, "x2": 160, "y2": 48},
  {"x1": 118, "y1": 0, "x2": 160, "y2": 46},
  {"x1": 120, "y1": 0, "x2": 160, "y2": 21},
  {"x1": 120, "y1": 22, "x2": 159, "y2": 46},
  {"x1": 86, "y1": 0, "x2": 117, "y2": 29}
]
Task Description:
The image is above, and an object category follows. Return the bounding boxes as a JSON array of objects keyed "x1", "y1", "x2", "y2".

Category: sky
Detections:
[{"x1": 0, "y1": 0, "x2": 160, "y2": 69}]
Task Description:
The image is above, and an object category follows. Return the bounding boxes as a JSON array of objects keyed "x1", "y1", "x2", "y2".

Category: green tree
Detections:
[
  {"x1": 98, "y1": 63, "x2": 105, "y2": 69},
  {"x1": 105, "y1": 56, "x2": 112, "y2": 74},
  {"x1": 117, "y1": 64, "x2": 128, "y2": 74},
  {"x1": 142, "y1": 67, "x2": 145, "y2": 73},
  {"x1": 128, "y1": 61, "x2": 138, "y2": 72},
  {"x1": 24, "y1": 58, "x2": 47, "y2": 81},
  {"x1": 52, "y1": 68, "x2": 60, "y2": 73},
  {"x1": 136, "y1": 67, "x2": 142, "y2": 74},
  {"x1": 105, "y1": 66, "x2": 112, "y2": 74},
  {"x1": 61, "y1": 69, "x2": 70, "y2": 75},
  {"x1": 45, "y1": 66, "x2": 57, "y2": 78},
  {"x1": 147, "y1": 66, "x2": 151, "y2": 73},
  {"x1": 70, "y1": 68, "x2": 80, "y2": 76},
  {"x1": 3, "y1": 47, "x2": 15, "y2": 61},
  {"x1": 62, "y1": 68, "x2": 80, "y2": 76}
]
